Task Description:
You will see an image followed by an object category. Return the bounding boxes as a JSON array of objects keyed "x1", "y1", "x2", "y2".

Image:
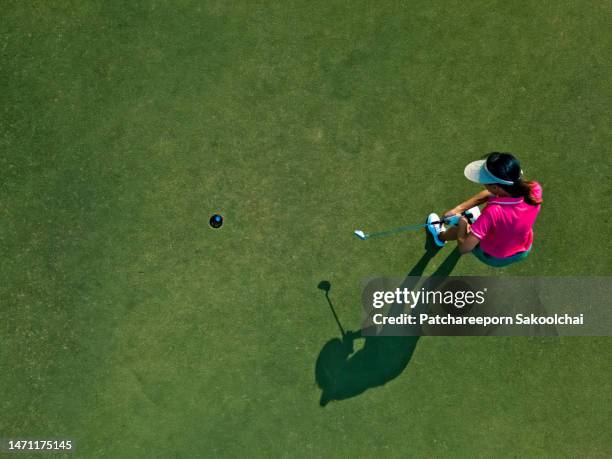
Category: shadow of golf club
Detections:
[
  {"x1": 315, "y1": 233, "x2": 461, "y2": 406},
  {"x1": 318, "y1": 280, "x2": 345, "y2": 338}
]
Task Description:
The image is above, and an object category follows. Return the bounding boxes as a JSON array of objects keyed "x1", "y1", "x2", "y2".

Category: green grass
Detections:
[{"x1": 1, "y1": 1, "x2": 611, "y2": 457}]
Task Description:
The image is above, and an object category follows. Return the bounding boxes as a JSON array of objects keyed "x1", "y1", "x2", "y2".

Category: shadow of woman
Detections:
[{"x1": 315, "y1": 237, "x2": 462, "y2": 406}]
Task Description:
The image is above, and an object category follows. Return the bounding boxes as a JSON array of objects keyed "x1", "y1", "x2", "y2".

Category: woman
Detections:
[{"x1": 427, "y1": 152, "x2": 543, "y2": 267}]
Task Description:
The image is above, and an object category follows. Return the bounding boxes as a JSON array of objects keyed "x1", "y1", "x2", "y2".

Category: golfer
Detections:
[{"x1": 428, "y1": 152, "x2": 542, "y2": 267}]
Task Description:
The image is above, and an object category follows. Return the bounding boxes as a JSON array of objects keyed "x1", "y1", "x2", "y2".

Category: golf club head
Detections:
[{"x1": 353, "y1": 230, "x2": 368, "y2": 240}]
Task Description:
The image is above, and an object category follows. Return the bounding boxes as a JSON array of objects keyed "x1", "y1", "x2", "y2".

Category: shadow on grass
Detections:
[{"x1": 315, "y1": 233, "x2": 461, "y2": 406}]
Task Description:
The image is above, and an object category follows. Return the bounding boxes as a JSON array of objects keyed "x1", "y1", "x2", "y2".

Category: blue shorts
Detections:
[{"x1": 472, "y1": 245, "x2": 531, "y2": 267}]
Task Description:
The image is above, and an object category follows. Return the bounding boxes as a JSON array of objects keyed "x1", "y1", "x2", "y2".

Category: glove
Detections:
[{"x1": 461, "y1": 206, "x2": 481, "y2": 224}]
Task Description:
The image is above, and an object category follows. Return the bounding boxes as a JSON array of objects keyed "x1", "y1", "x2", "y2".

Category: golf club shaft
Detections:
[{"x1": 366, "y1": 220, "x2": 445, "y2": 239}]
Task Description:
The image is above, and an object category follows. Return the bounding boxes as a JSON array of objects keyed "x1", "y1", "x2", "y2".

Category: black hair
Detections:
[{"x1": 486, "y1": 152, "x2": 542, "y2": 206}]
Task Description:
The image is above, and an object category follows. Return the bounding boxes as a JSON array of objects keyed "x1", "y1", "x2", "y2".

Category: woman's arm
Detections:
[
  {"x1": 456, "y1": 217, "x2": 480, "y2": 254},
  {"x1": 444, "y1": 190, "x2": 492, "y2": 217}
]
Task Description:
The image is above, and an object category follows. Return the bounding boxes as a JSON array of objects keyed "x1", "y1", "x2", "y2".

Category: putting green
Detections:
[{"x1": 2, "y1": 1, "x2": 610, "y2": 457}]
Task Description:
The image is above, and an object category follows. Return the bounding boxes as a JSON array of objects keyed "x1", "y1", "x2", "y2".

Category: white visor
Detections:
[{"x1": 464, "y1": 160, "x2": 516, "y2": 185}]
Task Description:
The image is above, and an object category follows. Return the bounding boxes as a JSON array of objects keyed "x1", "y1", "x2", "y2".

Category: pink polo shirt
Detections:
[{"x1": 470, "y1": 183, "x2": 542, "y2": 258}]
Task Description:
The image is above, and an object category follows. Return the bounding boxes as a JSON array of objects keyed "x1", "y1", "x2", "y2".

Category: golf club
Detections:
[
  {"x1": 354, "y1": 208, "x2": 479, "y2": 241},
  {"x1": 354, "y1": 221, "x2": 444, "y2": 241}
]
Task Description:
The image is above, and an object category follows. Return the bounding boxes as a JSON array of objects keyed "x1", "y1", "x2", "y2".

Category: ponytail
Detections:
[{"x1": 499, "y1": 180, "x2": 542, "y2": 206}]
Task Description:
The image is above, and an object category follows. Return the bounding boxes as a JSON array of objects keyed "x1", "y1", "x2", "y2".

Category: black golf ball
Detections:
[{"x1": 209, "y1": 214, "x2": 223, "y2": 228}]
